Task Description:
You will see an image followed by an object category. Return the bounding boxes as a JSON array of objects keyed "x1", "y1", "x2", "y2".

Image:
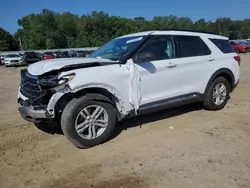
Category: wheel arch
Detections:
[
  {"x1": 54, "y1": 85, "x2": 127, "y2": 121},
  {"x1": 205, "y1": 68, "x2": 235, "y2": 93}
]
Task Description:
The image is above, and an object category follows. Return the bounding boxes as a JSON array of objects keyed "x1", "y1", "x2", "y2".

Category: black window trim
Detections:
[{"x1": 174, "y1": 35, "x2": 212, "y2": 58}]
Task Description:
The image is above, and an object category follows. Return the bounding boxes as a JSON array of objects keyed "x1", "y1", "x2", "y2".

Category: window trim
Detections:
[{"x1": 174, "y1": 35, "x2": 211, "y2": 58}]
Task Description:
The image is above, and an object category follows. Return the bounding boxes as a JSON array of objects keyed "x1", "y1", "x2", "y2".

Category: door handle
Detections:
[
  {"x1": 208, "y1": 58, "x2": 215, "y2": 61},
  {"x1": 166, "y1": 62, "x2": 177, "y2": 68}
]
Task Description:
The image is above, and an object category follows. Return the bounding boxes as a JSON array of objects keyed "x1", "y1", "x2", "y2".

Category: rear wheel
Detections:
[
  {"x1": 61, "y1": 96, "x2": 117, "y2": 148},
  {"x1": 203, "y1": 77, "x2": 230, "y2": 111}
]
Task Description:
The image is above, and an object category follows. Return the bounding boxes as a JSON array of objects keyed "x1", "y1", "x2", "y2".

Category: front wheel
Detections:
[
  {"x1": 203, "y1": 77, "x2": 230, "y2": 111},
  {"x1": 61, "y1": 96, "x2": 117, "y2": 148}
]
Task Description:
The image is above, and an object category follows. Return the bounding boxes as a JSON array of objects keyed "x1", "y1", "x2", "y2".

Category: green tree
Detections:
[
  {"x1": 5, "y1": 9, "x2": 250, "y2": 51},
  {"x1": 0, "y1": 27, "x2": 17, "y2": 51}
]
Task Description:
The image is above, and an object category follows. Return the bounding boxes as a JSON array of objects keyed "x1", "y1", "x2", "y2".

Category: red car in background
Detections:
[
  {"x1": 230, "y1": 41, "x2": 250, "y2": 53},
  {"x1": 42, "y1": 52, "x2": 55, "y2": 60}
]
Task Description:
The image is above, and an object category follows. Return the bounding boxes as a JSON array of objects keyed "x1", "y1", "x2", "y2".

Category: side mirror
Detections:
[{"x1": 134, "y1": 51, "x2": 155, "y2": 63}]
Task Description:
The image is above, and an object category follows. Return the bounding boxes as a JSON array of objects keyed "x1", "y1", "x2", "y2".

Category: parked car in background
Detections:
[
  {"x1": 241, "y1": 40, "x2": 250, "y2": 48},
  {"x1": 0, "y1": 55, "x2": 5, "y2": 65},
  {"x1": 75, "y1": 50, "x2": 94, "y2": 57},
  {"x1": 36, "y1": 52, "x2": 43, "y2": 60},
  {"x1": 43, "y1": 52, "x2": 55, "y2": 60},
  {"x1": 53, "y1": 51, "x2": 60, "y2": 58},
  {"x1": 55, "y1": 51, "x2": 70, "y2": 58},
  {"x1": 230, "y1": 40, "x2": 249, "y2": 53},
  {"x1": 23, "y1": 51, "x2": 40, "y2": 64},
  {"x1": 74, "y1": 50, "x2": 85, "y2": 57},
  {"x1": 245, "y1": 39, "x2": 250, "y2": 43},
  {"x1": 4, "y1": 53, "x2": 24, "y2": 67}
]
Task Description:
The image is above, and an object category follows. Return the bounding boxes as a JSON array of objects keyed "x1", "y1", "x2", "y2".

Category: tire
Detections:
[
  {"x1": 61, "y1": 96, "x2": 117, "y2": 148},
  {"x1": 203, "y1": 76, "x2": 230, "y2": 111}
]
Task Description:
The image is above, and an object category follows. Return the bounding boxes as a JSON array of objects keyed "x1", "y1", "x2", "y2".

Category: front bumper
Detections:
[
  {"x1": 17, "y1": 70, "x2": 69, "y2": 123},
  {"x1": 5, "y1": 61, "x2": 23, "y2": 66},
  {"x1": 18, "y1": 87, "x2": 51, "y2": 123},
  {"x1": 18, "y1": 105, "x2": 49, "y2": 123},
  {"x1": 18, "y1": 85, "x2": 66, "y2": 123}
]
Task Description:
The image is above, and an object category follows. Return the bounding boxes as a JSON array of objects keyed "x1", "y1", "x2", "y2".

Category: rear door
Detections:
[{"x1": 171, "y1": 35, "x2": 213, "y2": 95}]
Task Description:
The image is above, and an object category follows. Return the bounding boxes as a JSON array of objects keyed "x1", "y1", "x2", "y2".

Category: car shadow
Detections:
[
  {"x1": 136, "y1": 61, "x2": 156, "y2": 74},
  {"x1": 108, "y1": 103, "x2": 203, "y2": 142},
  {"x1": 5, "y1": 64, "x2": 28, "y2": 68}
]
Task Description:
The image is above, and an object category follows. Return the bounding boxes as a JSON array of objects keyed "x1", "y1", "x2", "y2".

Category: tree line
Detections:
[{"x1": 1, "y1": 9, "x2": 250, "y2": 51}]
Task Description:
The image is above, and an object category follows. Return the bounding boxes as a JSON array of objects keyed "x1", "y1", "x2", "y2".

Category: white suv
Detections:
[{"x1": 18, "y1": 30, "x2": 240, "y2": 148}]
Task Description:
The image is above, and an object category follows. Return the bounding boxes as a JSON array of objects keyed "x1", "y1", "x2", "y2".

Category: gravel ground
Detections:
[{"x1": 0, "y1": 54, "x2": 250, "y2": 188}]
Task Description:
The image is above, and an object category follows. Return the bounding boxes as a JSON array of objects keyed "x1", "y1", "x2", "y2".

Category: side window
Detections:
[
  {"x1": 177, "y1": 36, "x2": 211, "y2": 58},
  {"x1": 138, "y1": 35, "x2": 175, "y2": 61},
  {"x1": 210, "y1": 39, "x2": 234, "y2": 54}
]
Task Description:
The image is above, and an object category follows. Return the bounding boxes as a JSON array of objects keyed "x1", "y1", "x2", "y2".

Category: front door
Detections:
[{"x1": 133, "y1": 35, "x2": 180, "y2": 105}]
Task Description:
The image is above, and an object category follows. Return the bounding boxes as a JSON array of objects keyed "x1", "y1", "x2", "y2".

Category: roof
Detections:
[
  {"x1": 117, "y1": 31, "x2": 157, "y2": 38},
  {"x1": 118, "y1": 30, "x2": 228, "y2": 40}
]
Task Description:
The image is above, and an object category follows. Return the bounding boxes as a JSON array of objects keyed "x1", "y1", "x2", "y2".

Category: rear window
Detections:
[
  {"x1": 176, "y1": 36, "x2": 211, "y2": 58},
  {"x1": 209, "y1": 39, "x2": 234, "y2": 53},
  {"x1": 44, "y1": 52, "x2": 53, "y2": 55},
  {"x1": 6, "y1": 54, "x2": 19, "y2": 58},
  {"x1": 25, "y1": 52, "x2": 38, "y2": 57}
]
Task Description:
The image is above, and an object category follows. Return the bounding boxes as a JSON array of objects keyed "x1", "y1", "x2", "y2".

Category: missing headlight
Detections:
[{"x1": 38, "y1": 73, "x2": 75, "y2": 90}]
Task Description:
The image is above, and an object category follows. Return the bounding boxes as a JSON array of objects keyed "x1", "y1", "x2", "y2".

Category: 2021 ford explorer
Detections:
[{"x1": 18, "y1": 30, "x2": 240, "y2": 148}]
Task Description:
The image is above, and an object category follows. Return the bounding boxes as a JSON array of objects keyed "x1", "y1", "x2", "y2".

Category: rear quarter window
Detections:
[{"x1": 209, "y1": 39, "x2": 234, "y2": 53}]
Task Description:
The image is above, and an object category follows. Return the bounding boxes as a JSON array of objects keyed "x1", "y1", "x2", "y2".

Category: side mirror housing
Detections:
[{"x1": 134, "y1": 51, "x2": 155, "y2": 63}]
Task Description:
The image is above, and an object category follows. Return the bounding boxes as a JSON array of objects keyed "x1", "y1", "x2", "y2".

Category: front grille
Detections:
[
  {"x1": 20, "y1": 70, "x2": 52, "y2": 105},
  {"x1": 10, "y1": 60, "x2": 19, "y2": 62}
]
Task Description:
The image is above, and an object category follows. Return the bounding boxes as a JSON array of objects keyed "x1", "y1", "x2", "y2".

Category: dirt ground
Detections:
[{"x1": 0, "y1": 54, "x2": 250, "y2": 188}]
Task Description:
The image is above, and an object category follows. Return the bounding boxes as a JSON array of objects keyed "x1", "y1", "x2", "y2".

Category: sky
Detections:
[{"x1": 1, "y1": 0, "x2": 250, "y2": 34}]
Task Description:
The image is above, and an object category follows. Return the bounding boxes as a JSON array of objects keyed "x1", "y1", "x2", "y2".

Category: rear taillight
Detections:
[{"x1": 234, "y1": 56, "x2": 241, "y2": 66}]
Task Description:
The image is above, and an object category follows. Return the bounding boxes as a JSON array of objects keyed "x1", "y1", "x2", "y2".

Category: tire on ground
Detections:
[
  {"x1": 203, "y1": 76, "x2": 230, "y2": 111},
  {"x1": 61, "y1": 95, "x2": 117, "y2": 148}
]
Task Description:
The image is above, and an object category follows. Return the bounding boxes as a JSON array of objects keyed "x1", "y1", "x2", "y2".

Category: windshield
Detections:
[
  {"x1": 25, "y1": 52, "x2": 38, "y2": 57},
  {"x1": 89, "y1": 36, "x2": 146, "y2": 61},
  {"x1": 6, "y1": 54, "x2": 19, "y2": 58}
]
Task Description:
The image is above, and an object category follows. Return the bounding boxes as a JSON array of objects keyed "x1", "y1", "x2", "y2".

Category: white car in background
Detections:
[{"x1": 5, "y1": 54, "x2": 24, "y2": 67}]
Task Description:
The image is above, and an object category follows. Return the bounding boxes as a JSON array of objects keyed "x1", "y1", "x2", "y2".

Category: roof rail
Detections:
[{"x1": 160, "y1": 29, "x2": 219, "y2": 35}]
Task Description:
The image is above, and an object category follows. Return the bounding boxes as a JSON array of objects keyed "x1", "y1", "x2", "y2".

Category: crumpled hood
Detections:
[{"x1": 28, "y1": 57, "x2": 118, "y2": 76}]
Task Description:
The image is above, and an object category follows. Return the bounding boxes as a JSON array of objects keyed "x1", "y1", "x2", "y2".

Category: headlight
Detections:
[
  {"x1": 58, "y1": 74, "x2": 75, "y2": 85},
  {"x1": 38, "y1": 73, "x2": 75, "y2": 90}
]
